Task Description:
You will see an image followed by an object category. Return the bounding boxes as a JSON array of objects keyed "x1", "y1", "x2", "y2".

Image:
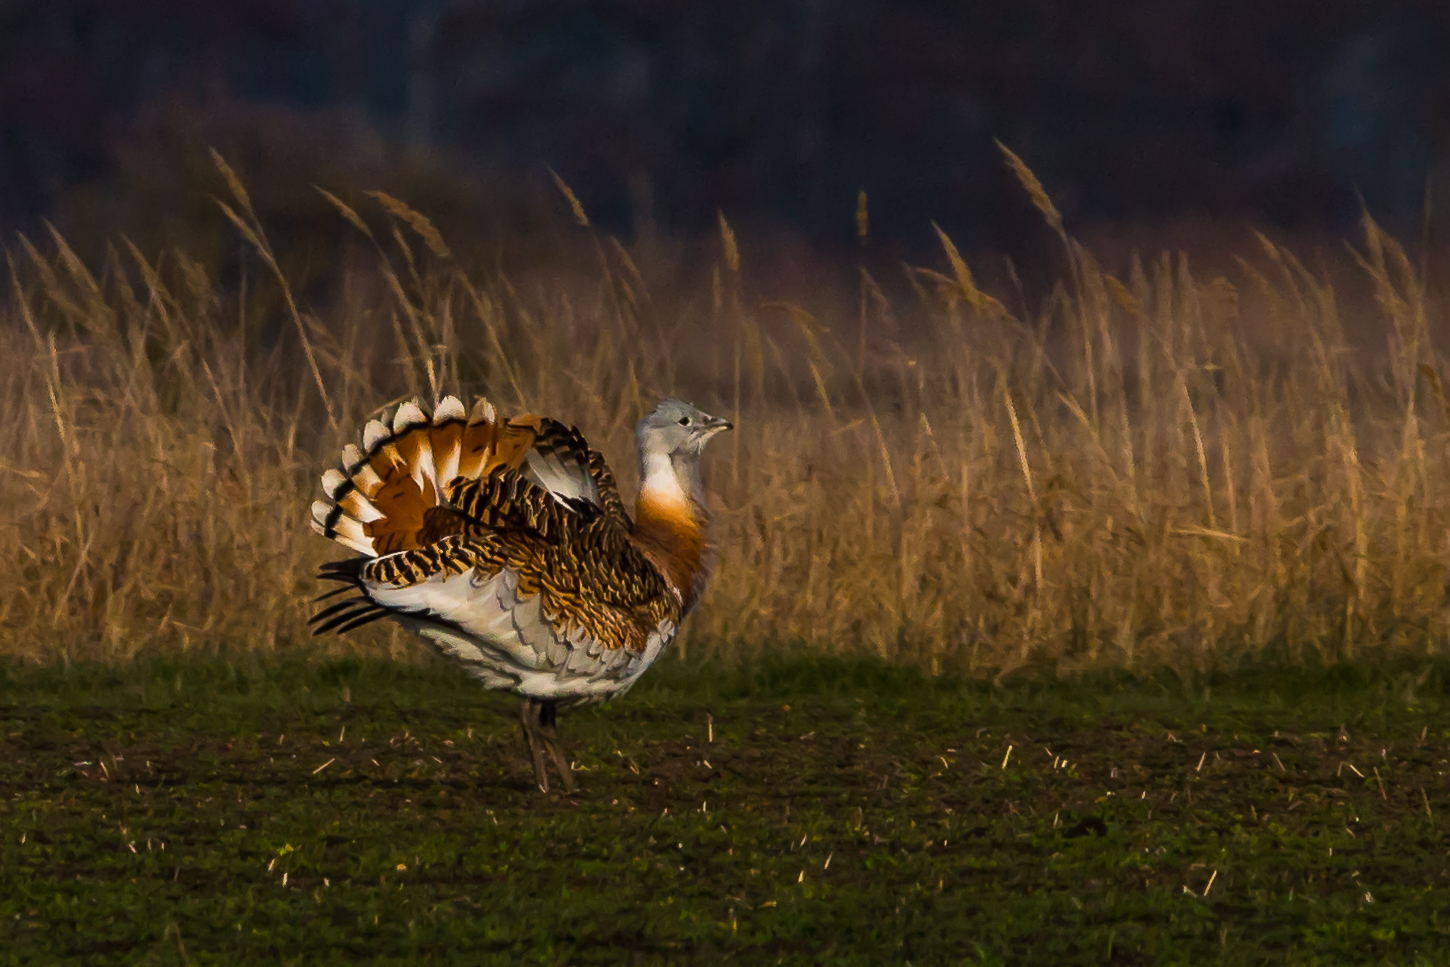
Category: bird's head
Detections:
[{"x1": 635, "y1": 399, "x2": 732, "y2": 464}]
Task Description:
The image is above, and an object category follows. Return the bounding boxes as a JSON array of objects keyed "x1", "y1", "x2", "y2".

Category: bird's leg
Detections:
[
  {"x1": 537, "y1": 701, "x2": 578, "y2": 793},
  {"x1": 518, "y1": 698, "x2": 552, "y2": 793}
]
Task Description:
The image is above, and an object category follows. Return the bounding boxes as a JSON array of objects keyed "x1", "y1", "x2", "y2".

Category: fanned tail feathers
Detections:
[
  {"x1": 308, "y1": 395, "x2": 537, "y2": 558},
  {"x1": 308, "y1": 558, "x2": 391, "y2": 634}
]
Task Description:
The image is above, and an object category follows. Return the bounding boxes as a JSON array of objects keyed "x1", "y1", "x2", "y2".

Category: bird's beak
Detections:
[{"x1": 705, "y1": 415, "x2": 734, "y2": 433}]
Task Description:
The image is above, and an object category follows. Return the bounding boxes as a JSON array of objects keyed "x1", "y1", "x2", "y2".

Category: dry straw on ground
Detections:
[{"x1": 3, "y1": 154, "x2": 1449, "y2": 674}]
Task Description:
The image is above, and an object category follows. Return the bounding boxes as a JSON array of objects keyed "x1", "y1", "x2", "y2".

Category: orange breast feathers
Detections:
[{"x1": 629, "y1": 484, "x2": 709, "y2": 612}]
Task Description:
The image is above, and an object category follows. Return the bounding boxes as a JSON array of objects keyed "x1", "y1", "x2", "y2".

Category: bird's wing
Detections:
[
  {"x1": 517, "y1": 416, "x2": 630, "y2": 523},
  {"x1": 328, "y1": 550, "x2": 678, "y2": 694}
]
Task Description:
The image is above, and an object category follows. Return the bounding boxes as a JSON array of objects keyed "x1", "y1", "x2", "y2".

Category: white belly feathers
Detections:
[{"x1": 367, "y1": 566, "x2": 676, "y2": 703}]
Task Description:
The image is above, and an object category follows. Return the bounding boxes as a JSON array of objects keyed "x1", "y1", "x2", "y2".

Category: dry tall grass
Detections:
[{"x1": 5, "y1": 155, "x2": 1450, "y2": 674}]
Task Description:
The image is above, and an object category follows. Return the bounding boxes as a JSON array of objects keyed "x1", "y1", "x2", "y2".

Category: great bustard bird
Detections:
[{"x1": 308, "y1": 396, "x2": 731, "y2": 792}]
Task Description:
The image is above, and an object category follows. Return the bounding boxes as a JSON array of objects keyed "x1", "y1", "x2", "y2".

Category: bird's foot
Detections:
[{"x1": 519, "y1": 698, "x2": 577, "y2": 794}]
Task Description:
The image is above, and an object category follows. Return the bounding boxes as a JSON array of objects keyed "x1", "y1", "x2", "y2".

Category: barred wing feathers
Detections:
[{"x1": 309, "y1": 395, "x2": 677, "y2": 701}]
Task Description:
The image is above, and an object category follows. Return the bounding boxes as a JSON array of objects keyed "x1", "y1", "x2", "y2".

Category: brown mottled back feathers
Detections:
[{"x1": 354, "y1": 471, "x2": 677, "y2": 652}]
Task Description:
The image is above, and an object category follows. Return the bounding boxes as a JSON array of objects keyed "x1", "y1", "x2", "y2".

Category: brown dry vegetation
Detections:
[{"x1": 4, "y1": 153, "x2": 1450, "y2": 675}]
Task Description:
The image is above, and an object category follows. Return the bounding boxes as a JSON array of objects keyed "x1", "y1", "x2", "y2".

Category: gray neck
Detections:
[{"x1": 671, "y1": 452, "x2": 707, "y2": 509}]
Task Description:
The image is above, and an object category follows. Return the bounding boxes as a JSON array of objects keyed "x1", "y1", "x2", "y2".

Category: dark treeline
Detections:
[{"x1": 2, "y1": 0, "x2": 1447, "y2": 258}]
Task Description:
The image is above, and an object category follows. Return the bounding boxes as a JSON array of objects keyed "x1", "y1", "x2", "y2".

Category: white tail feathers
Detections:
[
  {"x1": 393, "y1": 401, "x2": 426, "y2": 429},
  {"x1": 434, "y1": 396, "x2": 466, "y2": 423},
  {"x1": 309, "y1": 394, "x2": 541, "y2": 558}
]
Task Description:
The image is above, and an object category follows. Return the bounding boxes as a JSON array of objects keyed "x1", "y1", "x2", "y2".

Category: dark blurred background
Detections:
[{"x1": 2, "y1": 0, "x2": 1448, "y2": 268}]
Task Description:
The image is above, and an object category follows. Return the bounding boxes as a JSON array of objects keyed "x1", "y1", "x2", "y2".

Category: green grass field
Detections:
[{"x1": 3, "y1": 654, "x2": 1449, "y2": 965}]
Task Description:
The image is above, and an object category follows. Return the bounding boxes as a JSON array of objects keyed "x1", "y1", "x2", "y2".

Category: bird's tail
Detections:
[{"x1": 308, "y1": 395, "x2": 539, "y2": 558}]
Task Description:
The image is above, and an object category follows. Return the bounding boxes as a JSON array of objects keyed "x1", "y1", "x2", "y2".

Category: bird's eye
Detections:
[{"x1": 677, "y1": 416, "x2": 691, "y2": 426}]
